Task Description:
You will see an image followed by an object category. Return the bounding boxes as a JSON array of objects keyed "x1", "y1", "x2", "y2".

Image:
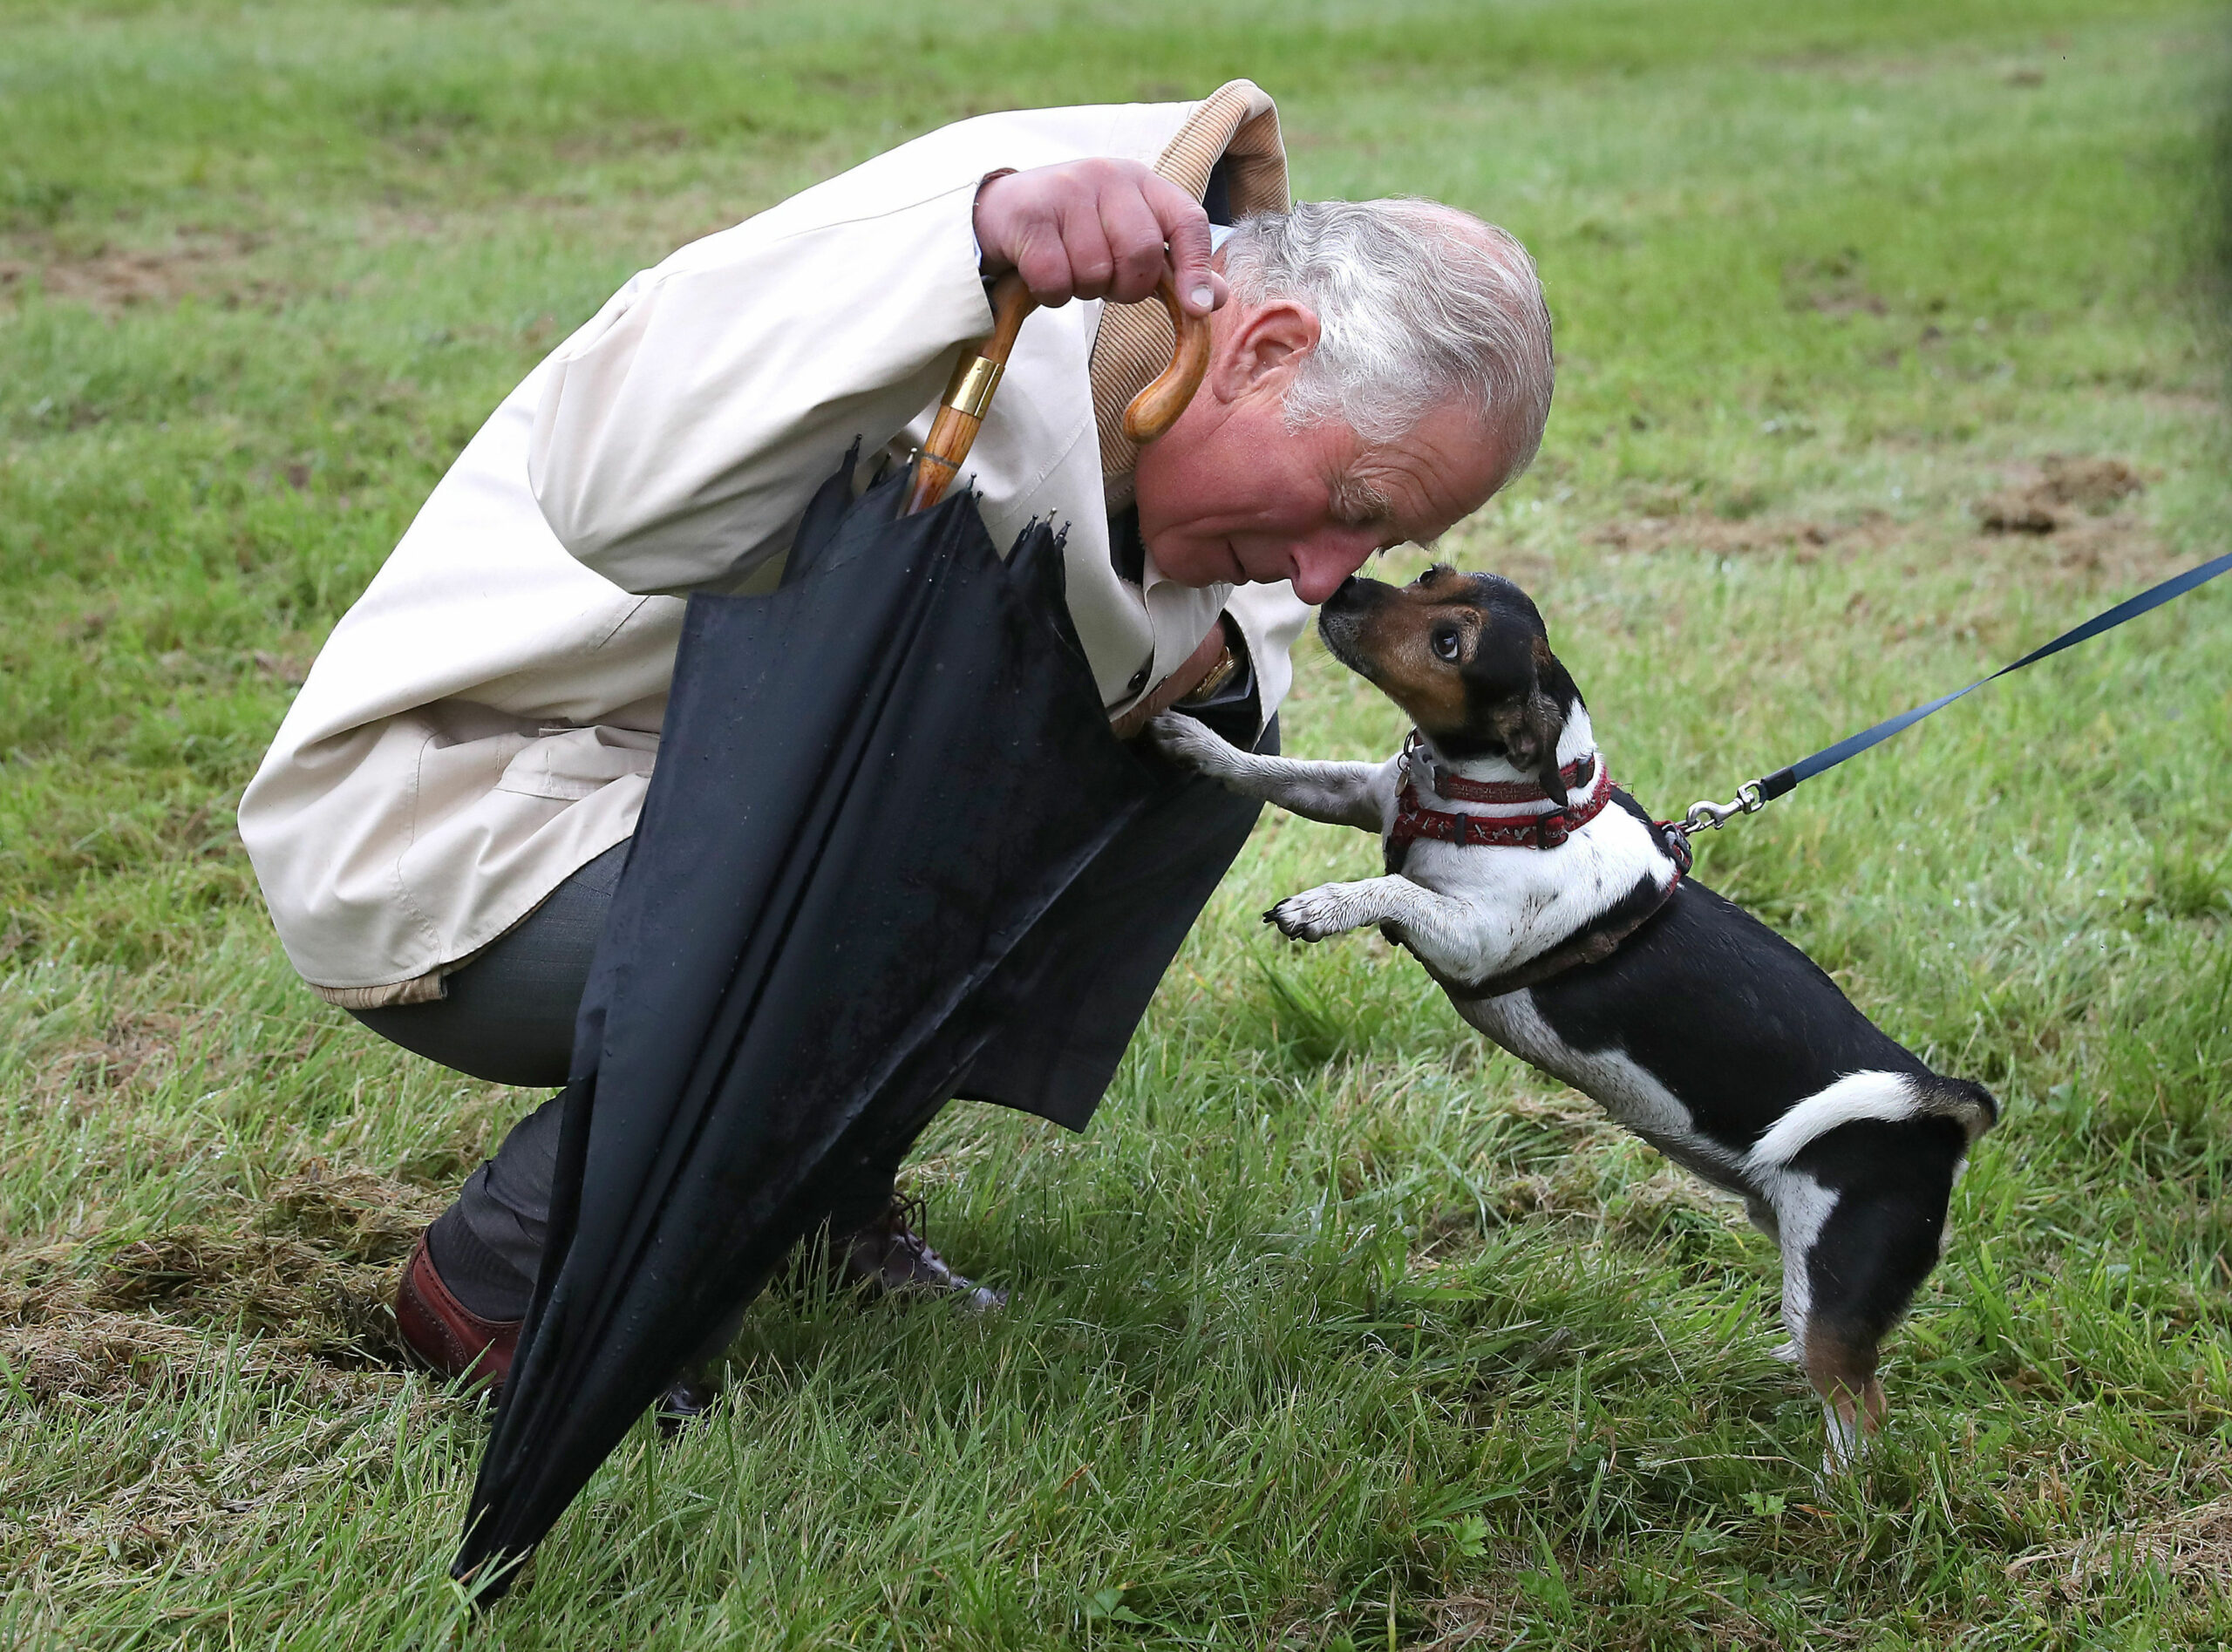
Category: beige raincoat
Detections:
[{"x1": 240, "y1": 81, "x2": 1307, "y2": 1007}]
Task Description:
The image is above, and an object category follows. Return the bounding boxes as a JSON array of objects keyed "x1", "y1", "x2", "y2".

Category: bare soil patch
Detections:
[
  {"x1": 1593, "y1": 511, "x2": 1895, "y2": 560},
  {"x1": 0, "y1": 1163, "x2": 444, "y2": 1400},
  {"x1": 0, "y1": 228, "x2": 278, "y2": 314},
  {"x1": 1592, "y1": 455, "x2": 2182, "y2": 595},
  {"x1": 1972, "y1": 455, "x2": 2147, "y2": 534}
]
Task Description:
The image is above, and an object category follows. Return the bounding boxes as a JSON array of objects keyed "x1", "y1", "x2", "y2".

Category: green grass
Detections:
[{"x1": 3, "y1": 0, "x2": 2229, "y2": 1644}]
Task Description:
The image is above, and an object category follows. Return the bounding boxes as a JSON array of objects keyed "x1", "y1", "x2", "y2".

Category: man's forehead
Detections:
[{"x1": 1356, "y1": 418, "x2": 1511, "y2": 537}]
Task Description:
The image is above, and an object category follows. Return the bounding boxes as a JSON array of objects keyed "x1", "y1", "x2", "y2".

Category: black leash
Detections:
[{"x1": 1673, "y1": 547, "x2": 2232, "y2": 840}]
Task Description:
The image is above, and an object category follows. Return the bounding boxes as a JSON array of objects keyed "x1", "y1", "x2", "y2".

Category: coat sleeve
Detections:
[{"x1": 527, "y1": 180, "x2": 997, "y2": 595}]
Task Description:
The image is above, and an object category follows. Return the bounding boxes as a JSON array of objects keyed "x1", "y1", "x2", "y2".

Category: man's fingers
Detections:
[
  {"x1": 1058, "y1": 194, "x2": 1119, "y2": 301},
  {"x1": 1148, "y1": 177, "x2": 1219, "y2": 316},
  {"x1": 1009, "y1": 219, "x2": 1079, "y2": 307},
  {"x1": 1098, "y1": 189, "x2": 1169, "y2": 306},
  {"x1": 976, "y1": 161, "x2": 1226, "y2": 314}
]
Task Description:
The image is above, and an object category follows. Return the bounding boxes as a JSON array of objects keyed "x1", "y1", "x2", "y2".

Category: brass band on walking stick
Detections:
[{"x1": 906, "y1": 270, "x2": 1211, "y2": 515}]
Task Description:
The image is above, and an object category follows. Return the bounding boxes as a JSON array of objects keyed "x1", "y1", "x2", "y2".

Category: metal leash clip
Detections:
[{"x1": 1676, "y1": 779, "x2": 1768, "y2": 839}]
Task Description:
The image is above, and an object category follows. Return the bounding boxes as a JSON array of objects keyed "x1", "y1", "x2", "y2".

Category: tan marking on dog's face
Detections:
[{"x1": 1337, "y1": 571, "x2": 1486, "y2": 737}]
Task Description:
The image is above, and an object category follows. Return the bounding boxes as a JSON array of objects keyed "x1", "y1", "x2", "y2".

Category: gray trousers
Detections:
[
  {"x1": 353, "y1": 713, "x2": 1273, "y2": 1322},
  {"x1": 353, "y1": 843, "x2": 629, "y2": 1320}
]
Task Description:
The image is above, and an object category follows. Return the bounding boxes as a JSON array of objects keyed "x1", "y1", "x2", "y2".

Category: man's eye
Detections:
[{"x1": 1432, "y1": 629, "x2": 1461, "y2": 662}]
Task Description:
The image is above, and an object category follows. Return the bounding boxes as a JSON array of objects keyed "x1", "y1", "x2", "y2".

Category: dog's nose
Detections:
[{"x1": 1327, "y1": 575, "x2": 1359, "y2": 605}]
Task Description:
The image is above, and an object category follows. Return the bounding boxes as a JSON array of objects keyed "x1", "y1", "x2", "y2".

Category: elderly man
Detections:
[{"x1": 238, "y1": 80, "x2": 1553, "y2": 1389}]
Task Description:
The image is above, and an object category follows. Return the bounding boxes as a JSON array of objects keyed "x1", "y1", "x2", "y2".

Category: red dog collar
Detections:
[
  {"x1": 1401, "y1": 728, "x2": 1599, "y2": 806},
  {"x1": 1390, "y1": 738, "x2": 1615, "y2": 853}
]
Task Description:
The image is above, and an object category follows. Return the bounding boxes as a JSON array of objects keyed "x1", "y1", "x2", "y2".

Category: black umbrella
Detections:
[{"x1": 455, "y1": 277, "x2": 1208, "y2": 1594}]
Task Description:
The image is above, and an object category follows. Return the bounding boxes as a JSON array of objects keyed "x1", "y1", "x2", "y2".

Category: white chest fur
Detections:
[
  {"x1": 1378, "y1": 712, "x2": 1681, "y2": 985},
  {"x1": 1145, "y1": 709, "x2": 1681, "y2": 989}
]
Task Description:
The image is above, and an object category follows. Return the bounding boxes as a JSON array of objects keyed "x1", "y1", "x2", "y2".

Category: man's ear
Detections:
[{"x1": 1208, "y1": 297, "x2": 1322, "y2": 405}]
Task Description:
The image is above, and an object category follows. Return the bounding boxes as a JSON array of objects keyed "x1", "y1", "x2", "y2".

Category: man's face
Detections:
[{"x1": 1131, "y1": 295, "x2": 1521, "y2": 606}]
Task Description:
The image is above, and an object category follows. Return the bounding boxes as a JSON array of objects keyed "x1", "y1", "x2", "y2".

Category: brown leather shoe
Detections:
[
  {"x1": 832, "y1": 1194, "x2": 1006, "y2": 1311},
  {"x1": 392, "y1": 1199, "x2": 1001, "y2": 1425},
  {"x1": 394, "y1": 1231, "x2": 521, "y2": 1393}
]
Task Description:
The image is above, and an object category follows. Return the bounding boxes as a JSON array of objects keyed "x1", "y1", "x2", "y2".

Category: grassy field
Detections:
[{"x1": 3, "y1": 0, "x2": 2229, "y2": 1644}]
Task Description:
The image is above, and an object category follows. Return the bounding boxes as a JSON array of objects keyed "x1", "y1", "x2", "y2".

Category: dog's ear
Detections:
[
  {"x1": 1508, "y1": 689, "x2": 1569, "y2": 805},
  {"x1": 1481, "y1": 684, "x2": 1568, "y2": 800}
]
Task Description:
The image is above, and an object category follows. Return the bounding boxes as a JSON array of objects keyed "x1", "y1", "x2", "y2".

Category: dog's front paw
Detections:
[
  {"x1": 1264, "y1": 884, "x2": 1358, "y2": 943},
  {"x1": 1144, "y1": 710, "x2": 1236, "y2": 776}
]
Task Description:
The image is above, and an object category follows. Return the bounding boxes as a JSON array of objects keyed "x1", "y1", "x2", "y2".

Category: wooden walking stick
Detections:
[{"x1": 905, "y1": 270, "x2": 1211, "y2": 514}]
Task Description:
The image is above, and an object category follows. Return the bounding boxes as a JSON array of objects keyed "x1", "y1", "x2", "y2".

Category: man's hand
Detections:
[{"x1": 973, "y1": 160, "x2": 1226, "y2": 319}]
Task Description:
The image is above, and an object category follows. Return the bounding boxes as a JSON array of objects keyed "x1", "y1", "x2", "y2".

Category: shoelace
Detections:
[{"x1": 885, "y1": 1193, "x2": 935, "y2": 1266}]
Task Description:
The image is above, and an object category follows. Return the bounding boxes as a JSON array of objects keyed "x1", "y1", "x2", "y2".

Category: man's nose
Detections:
[{"x1": 1290, "y1": 529, "x2": 1381, "y2": 606}]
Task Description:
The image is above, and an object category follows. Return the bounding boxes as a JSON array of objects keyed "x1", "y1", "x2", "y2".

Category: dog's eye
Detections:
[{"x1": 1432, "y1": 629, "x2": 1461, "y2": 662}]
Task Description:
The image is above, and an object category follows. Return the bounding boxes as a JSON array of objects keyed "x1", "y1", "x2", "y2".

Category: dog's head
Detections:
[{"x1": 1317, "y1": 566, "x2": 1584, "y2": 799}]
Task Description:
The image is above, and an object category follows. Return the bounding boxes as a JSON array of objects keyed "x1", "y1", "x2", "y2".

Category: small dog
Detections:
[{"x1": 1152, "y1": 566, "x2": 1996, "y2": 1460}]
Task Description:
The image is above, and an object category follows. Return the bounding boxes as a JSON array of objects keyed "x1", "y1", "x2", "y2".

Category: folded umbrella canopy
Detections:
[{"x1": 456, "y1": 276, "x2": 1209, "y2": 1594}]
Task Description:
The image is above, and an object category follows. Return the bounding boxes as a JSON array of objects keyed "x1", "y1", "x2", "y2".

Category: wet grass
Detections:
[{"x1": 2, "y1": 0, "x2": 2229, "y2": 1645}]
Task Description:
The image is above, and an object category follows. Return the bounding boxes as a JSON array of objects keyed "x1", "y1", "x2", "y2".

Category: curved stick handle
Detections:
[
  {"x1": 907, "y1": 272, "x2": 1211, "y2": 514},
  {"x1": 1120, "y1": 276, "x2": 1214, "y2": 445}
]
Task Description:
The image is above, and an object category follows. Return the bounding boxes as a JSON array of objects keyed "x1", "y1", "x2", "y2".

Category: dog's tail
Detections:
[
  {"x1": 1744, "y1": 1070, "x2": 1997, "y2": 1175},
  {"x1": 1923, "y1": 1074, "x2": 1999, "y2": 1143}
]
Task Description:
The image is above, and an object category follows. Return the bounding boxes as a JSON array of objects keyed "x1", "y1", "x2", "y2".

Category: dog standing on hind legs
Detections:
[{"x1": 1149, "y1": 565, "x2": 1997, "y2": 1462}]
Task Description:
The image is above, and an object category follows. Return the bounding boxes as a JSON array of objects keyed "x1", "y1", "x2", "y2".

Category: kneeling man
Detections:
[{"x1": 237, "y1": 81, "x2": 1555, "y2": 1389}]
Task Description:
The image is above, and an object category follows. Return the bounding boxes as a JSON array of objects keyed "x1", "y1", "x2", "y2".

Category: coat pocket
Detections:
[{"x1": 493, "y1": 723, "x2": 660, "y2": 802}]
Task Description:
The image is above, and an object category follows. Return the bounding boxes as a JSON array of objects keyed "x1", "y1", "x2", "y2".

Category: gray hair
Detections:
[{"x1": 1221, "y1": 199, "x2": 1555, "y2": 478}]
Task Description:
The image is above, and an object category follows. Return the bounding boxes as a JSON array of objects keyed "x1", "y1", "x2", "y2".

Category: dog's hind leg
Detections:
[
  {"x1": 1770, "y1": 1113, "x2": 1975, "y2": 1466},
  {"x1": 1805, "y1": 1328, "x2": 1888, "y2": 1467}
]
